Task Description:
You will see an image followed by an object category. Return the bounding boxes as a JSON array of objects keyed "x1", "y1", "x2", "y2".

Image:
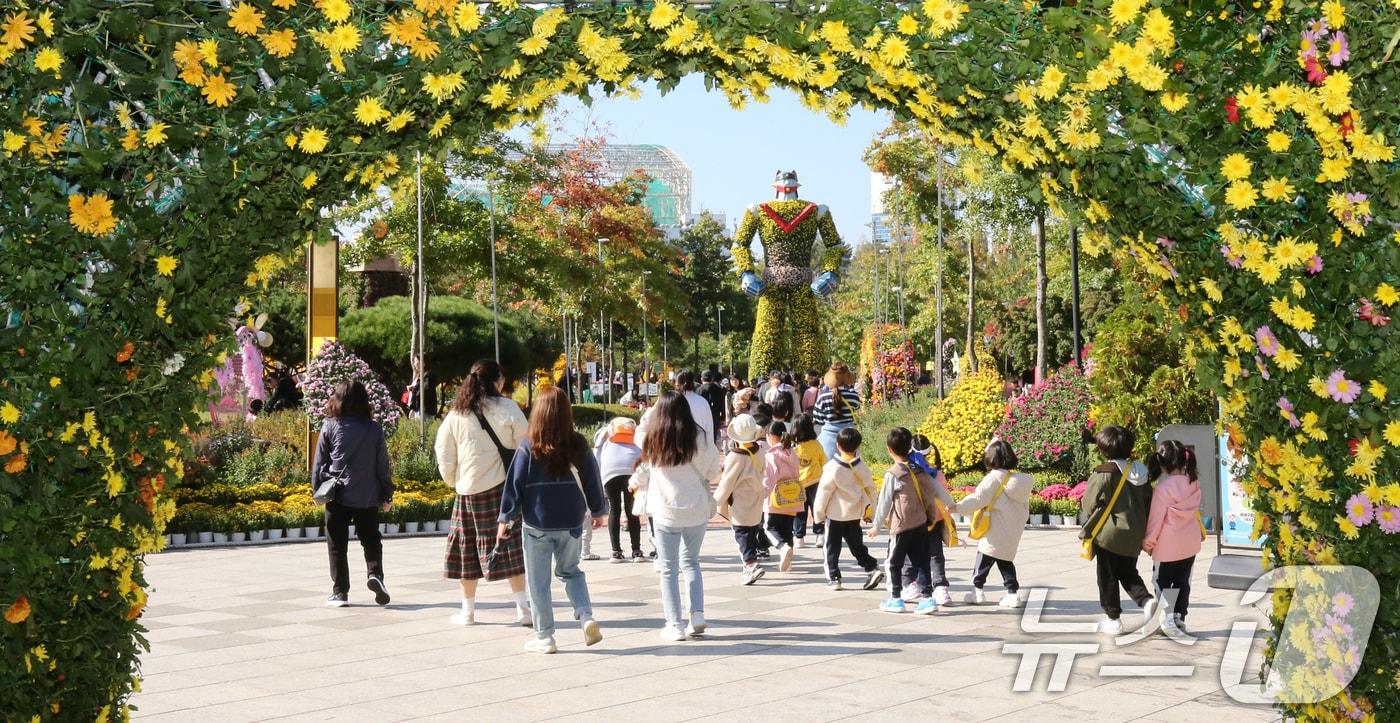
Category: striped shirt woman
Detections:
[{"x1": 813, "y1": 363, "x2": 861, "y2": 460}]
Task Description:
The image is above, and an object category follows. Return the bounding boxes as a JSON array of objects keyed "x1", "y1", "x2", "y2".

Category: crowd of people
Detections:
[{"x1": 308, "y1": 358, "x2": 1207, "y2": 653}]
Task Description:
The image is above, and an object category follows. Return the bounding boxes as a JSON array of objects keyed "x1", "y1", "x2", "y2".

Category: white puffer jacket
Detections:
[
  {"x1": 628, "y1": 431, "x2": 722, "y2": 529},
  {"x1": 434, "y1": 397, "x2": 528, "y2": 496}
]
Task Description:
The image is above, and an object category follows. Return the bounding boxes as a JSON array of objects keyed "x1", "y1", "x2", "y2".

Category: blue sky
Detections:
[{"x1": 549, "y1": 76, "x2": 891, "y2": 246}]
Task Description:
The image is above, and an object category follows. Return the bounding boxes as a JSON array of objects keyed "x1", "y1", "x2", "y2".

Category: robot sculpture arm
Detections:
[
  {"x1": 811, "y1": 205, "x2": 845, "y2": 299},
  {"x1": 732, "y1": 205, "x2": 767, "y2": 298}
]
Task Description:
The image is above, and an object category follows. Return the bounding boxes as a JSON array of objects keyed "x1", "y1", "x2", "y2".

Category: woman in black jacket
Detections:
[{"x1": 312, "y1": 381, "x2": 395, "y2": 607}]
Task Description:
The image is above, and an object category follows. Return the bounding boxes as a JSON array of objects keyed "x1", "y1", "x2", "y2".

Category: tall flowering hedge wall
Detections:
[{"x1": 1, "y1": 0, "x2": 1397, "y2": 719}]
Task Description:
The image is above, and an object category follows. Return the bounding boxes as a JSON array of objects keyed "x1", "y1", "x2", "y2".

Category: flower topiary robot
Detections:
[{"x1": 731, "y1": 170, "x2": 847, "y2": 375}]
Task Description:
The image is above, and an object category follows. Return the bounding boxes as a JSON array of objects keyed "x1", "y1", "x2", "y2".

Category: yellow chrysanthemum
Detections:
[
  {"x1": 1224, "y1": 181, "x2": 1258, "y2": 210},
  {"x1": 384, "y1": 110, "x2": 415, "y2": 132},
  {"x1": 0, "y1": 401, "x2": 18, "y2": 424},
  {"x1": 227, "y1": 3, "x2": 265, "y2": 36},
  {"x1": 143, "y1": 123, "x2": 168, "y2": 148},
  {"x1": 519, "y1": 35, "x2": 549, "y2": 56},
  {"x1": 154, "y1": 256, "x2": 178, "y2": 276},
  {"x1": 260, "y1": 29, "x2": 296, "y2": 58},
  {"x1": 428, "y1": 113, "x2": 452, "y2": 138},
  {"x1": 1108, "y1": 0, "x2": 1147, "y2": 28},
  {"x1": 67, "y1": 193, "x2": 118, "y2": 236},
  {"x1": 647, "y1": 0, "x2": 680, "y2": 30},
  {"x1": 1160, "y1": 91, "x2": 1188, "y2": 112},
  {"x1": 1370, "y1": 380, "x2": 1388, "y2": 401},
  {"x1": 1384, "y1": 420, "x2": 1400, "y2": 448},
  {"x1": 302, "y1": 172, "x2": 318, "y2": 189},
  {"x1": 1, "y1": 12, "x2": 37, "y2": 50},
  {"x1": 319, "y1": 0, "x2": 351, "y2": 23},
  {"x1": 201, "y1": 73, "x2": 237, "y2": 107},
  {"x1": 1220, "y1": 153, "x2": 1252, "y2": 181},
  {"x1": 354, "y1": 97, "x2": 389, "y2": 125},
  {"x1": 33, "y1": 46, "x2": 61, "y2": 74},
  {"x1": 897, "y1": 14, "x2": 920, "y2": 36},
  {"x1": 298, "y1": 127, "x2": 329, "y2": 154},
  {"x1": 880, "y1": 35, "x2": 911, "y2": 66},
  {"x1": 422, "y1": 71, "x2": 466, "y2": 102},
  {"x1": 481, "y1": 82, "x2": 512, "y2": 108},
  {"x1": 1260, "y1": 177, "x2": 1295, "y2": 202},
  {"x1": 1266, "y1": 131, "x2": 1291, "y2": 153},
  {"x1": 1376, "y1": 283, "x2": 1398, "y2": 307}
]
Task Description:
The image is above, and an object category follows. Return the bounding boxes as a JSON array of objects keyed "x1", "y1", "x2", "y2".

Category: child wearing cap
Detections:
[
  {"x1": 593, "y1": 418, "x2": 646, "y2": 563},
  {"x1": 812, "y1": 427, "x2": 883, "y2": 592},
  {"x1": 713, "y1": 414, "x2": 768, "y2": 585}
]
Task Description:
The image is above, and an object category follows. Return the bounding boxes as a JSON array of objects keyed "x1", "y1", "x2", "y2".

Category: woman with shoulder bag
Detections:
[
  {"x1": 311, "y1": 381, "x2": 394, "y2": 608},
  {"x1": 628, "y1": 392, "x2": 721, "y2": 642},
  {"x1": 435, "y1": 359, "x2": 531, "y2": 626},
  {"x1": 497, "y1": 388, "x2": 609, "y2": 654}
]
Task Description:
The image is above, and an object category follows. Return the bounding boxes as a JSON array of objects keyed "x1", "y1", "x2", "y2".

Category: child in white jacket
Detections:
[
  {"x1": 812, "y1": 428, "x2": 883, "y2": 592},
  {"x1": 953, "y1": 440, "x2": 1035, "y2": 608},
  {"x1": 712, "y1": 415, "x2": 768, "y2": 585}
]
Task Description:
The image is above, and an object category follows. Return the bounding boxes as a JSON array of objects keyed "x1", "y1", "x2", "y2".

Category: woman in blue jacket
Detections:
[
  {"x1": 311, "y1": 381, "x2": 395, "y2": 608},
  {"x1": 498, "y1": 387, "x2": 608, "y2": 653}
]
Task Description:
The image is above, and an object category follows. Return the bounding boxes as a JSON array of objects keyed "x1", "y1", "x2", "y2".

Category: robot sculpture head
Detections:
[{"x1": 772, "y1": 170, "x2": 800, "y2": 200}]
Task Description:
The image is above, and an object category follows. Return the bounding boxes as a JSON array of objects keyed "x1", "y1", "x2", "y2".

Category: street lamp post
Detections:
[
  {"x1": 1069, "y1": 225, "x2": 1083, "y2": 366},
  {"x1": 487, "y1": 176, "x2": 500, "y2": 362},
  {"x1": 598, "y1": 238, "x2": 609, "y2": 406},
  {"x1": 641, "y1": 270, "x2": 650, "y2": 400},
  {"x1": 716, "y1": 304, "x2": 724, "y2": 375}
]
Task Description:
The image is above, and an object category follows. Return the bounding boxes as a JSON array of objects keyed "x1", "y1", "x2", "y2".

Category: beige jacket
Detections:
[
  {"x1": 713, "y1": 447, "x2": 766, "y2": 528},
  {"x1": 434, "y1": 398, "x2": 528, "y2": 496},
  {"x1": 954, "y1": 469, "x2": 1035, "y2": 560},
  {"x1": 812, "y1": 456, "x2": 876, "y2": 524}
]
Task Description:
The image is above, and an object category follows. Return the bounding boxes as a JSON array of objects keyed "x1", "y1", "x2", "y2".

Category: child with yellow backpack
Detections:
[
  {"x1": 954, "y1": 440, "x2": 1035, "y2": 608},
  {"x1": 812, "y1": 428, "x2": 883, "y2": 592},
  {"x1": 869, "y1": 428, "x2": 952, "y2": 615},
  {"x1": 762, "y1": 421, "x2": 805, "y2": 573},
  {"x1": 713, "y1": 414, "x2": 768, "y2": 585},
  {"x1": 904, "y1": 435, "x2": 959, "y2": 606}
]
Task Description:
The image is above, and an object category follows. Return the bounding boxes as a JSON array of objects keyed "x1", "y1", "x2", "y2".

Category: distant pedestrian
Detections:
[
  {"x1": 312, "y1": 381, "x2": 394, "y2": 608},
  {"x1": 813, "y1": 362, "x2": 861, "y2": 461},
  {"x1": 594, "y1": 418, "x2": 646, "y2": 563},
  {"x1": 435, "y1": 359, "x2": 532, "y2": 627},
  {"x1": 790, "y1": 413, "x2": 827, "y2": 547},
  {"x1": 497, "y1": 387, "x2": 608, "y2": 654},
  {"x1": 628, "y1": 392, "x2": 721, "y2": 642}
]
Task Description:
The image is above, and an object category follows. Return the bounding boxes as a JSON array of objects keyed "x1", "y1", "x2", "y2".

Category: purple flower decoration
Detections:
[
  {"x1": 1327, "y1": 369, "x2": 1361, "y2": 403},
  {"x1": 1377, "y1": 506, "x2": 1400, "y2": 534},
  {"x1": 1328, "y1": 31, "x2": 1350, "y2": 66},
  {"x1": 1306, "y1": 255, "x2": 1324, "y2": 274},
  {"x1": 1332, "y1": 591, "x2": 1355, "y2": 616},
  {"x1": 1278, "y1": 397, "x2": 1301, "y2": 428},
  {"x1": 1345, "y1": 493, "x2": 1373, "y2": 526},
  {"x1": 1255, "y1": 326, "x2": 1279, "y2": 357},
  {"x1": 1156, "y1": 236, "x2": 1176, "y2": 249},
  {"x1": 1254, "y1": 356, "x2": 1271, "y2": 381},
  {"x1": 1306, "y1": 17, "x2": 1328, "y2": 38},
  {"x1": 1221, "y1": 244, "x2": 1244, "y2": 269}
]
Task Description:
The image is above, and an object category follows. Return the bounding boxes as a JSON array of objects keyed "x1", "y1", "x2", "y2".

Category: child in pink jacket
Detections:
[
  {"x1": 763, "y1": 422, "x2": 804, "y2": 573},
  {"x1": 1143, "y1": 440, "x2": 1204, "y2": 637}
]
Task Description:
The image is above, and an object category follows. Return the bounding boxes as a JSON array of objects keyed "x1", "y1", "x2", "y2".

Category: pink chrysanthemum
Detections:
[
  {"x1": 1255, "y1": 326, "x2": 1279, "y2": 357},
  {"x1": 1344, "y1": 493, "x2": 1373, "y2": 526},
  {"x1": 1376, "y1": 506, "x2": 1400, "y2": 534},
  {"x1": 1327, "y1": 369, "x2": 1361, "y2": 404}
]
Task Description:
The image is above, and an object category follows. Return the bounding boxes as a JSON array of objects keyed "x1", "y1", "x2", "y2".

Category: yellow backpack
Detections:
[{"x1": 968, "y1": 471, "x2": 1010, "y2": 541}]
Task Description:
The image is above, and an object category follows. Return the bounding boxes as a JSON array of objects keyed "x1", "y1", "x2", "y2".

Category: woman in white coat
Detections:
[
  {"x1": 629, "y1": 392, "x2": 721, "y2": 642},
  {"x1": 435, "y1": 359, "x2": 531, "y2": 626},
  {"x1": 953, "y1": 440, "x2": 1035, "y2": 608}
]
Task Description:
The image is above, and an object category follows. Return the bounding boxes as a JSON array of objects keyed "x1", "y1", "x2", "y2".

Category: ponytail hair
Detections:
[
  {"x1": 452, "y1": 358, "x2": 504, "y2": 416},
  {"x1": 1149, "y1": 440, "x2": 1198, "y2": 482},
  {"x1": 768, "y1": 421, "x2": 795, "y2": 450}
]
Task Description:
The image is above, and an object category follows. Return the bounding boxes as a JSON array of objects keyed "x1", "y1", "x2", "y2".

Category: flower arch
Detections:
[{"x1": 1, "y1": 0, "x2": 1396, "y2": 717}]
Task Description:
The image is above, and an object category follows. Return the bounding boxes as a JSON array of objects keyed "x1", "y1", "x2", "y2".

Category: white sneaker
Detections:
[
  {"x1": 779, "y1": 544, "x2": 794, "y2": 572},
  {"x1": 686, "y1": 612, "x2": 706, "y2": 636},
  {"x1": 659, "y1": 625, "x2": 687, "y2": 642},
  {"x1": 743, "y1": 565, "x2": 766, "y2": 585},
  {"x1": 964, "y1": 588, "x2": 986, "y2": 605},
  {"x1": 933, "y1": 586, "x2": 952, "y2": 606},
  {"x1": 795, "y1": 538, "x2": 805, "y2": 549},
  {"x1": 523, "y1": 636, "x2": 557, "y2": 654},
  {"x1": 582, "y1": 617, "x2": 603, "y2": 646},
  {"x1": 1097, "y1": 617, "x2": 1124, "y2": 635},
  {"x1": 1141, "y1": 597, "x2": 1158, "y2": 626},
  {"x1": 997, "y1": 592, "x2": 1021, "y2": 609},
  {"x1": 516, "y1": 609, "x2": 533, "y2": 628},
  {"x1": 814, "y1": 534, "x2": 824, "y2": 546},
  {"x1": 450, "y1": 611, "x2": 476, "y2": 626},
  {"x1": 581, "y1": 552, "x2": 601, "y2": 561}
]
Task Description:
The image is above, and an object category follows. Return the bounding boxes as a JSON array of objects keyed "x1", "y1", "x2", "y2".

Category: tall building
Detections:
[
  {"x1": 547, "y1": 143, "x2": 693, "y2": 237},
  {"x1": 869, "y1": 171, "x2": 895, "y2": 246}
]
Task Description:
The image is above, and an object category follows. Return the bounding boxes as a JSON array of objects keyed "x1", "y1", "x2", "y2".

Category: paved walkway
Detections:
[{"x1": 134, "y1": 528, "x2": 1281, "y2": 721}]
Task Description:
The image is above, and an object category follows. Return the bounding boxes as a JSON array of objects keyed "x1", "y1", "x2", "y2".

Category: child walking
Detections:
[
  {"x1": 812, "y1": 428, "x2": 883, "y2": 592},
  {"x1": 713, "y1": 414, "x2": 768, "y2": 585},
  {"x1": 953, "y1": 440, "x2": 1034, "y2": 608},
  {"x1": 904, "y1": 435, "x2": 956, "y2": 606},
  {"x1": 1143, "y1": 440, "x2": 1203, "y2": 638},
  {"x1": 762, "y1": 421, "x2": 804, "y2": 572},
  {"x1": 791, "y1": 413, "x2": 828, "y2": 548},
  {"x1": 869, "y1": 428, "x2": 948, "y2": 615},
  {"x1": 1080, "y1": 425, "x2": 1156, "y2": 634},
  {"x1": 594, "y1": 418, "x2": 646, "y2": 563}
]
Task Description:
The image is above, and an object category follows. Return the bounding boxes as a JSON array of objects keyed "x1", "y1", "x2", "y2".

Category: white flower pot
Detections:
[
  {"x1": 169, "y1": 533, "x2": 187, "y2": 547},
  {"x1": 212, "y1": 532, "x2": 229, "y2": 544},
  {"x1": 229, "y1": 531, "x2": 247, "y2": 543},
  {"x1": 439, "y1": 519, "x2": 452, "y2": 532},
  {"x1": 266, "y1": 528, "x2": 284, "y2": 540},
  {"x1": 196, "y1": 531, "x2": 213, "y2": 544},
  {"x1": 383, "y1": 522, "x2": 402, "y2": 535},
  {"x1": 283, "y1": 528, "x2": 299, "y2": 539},
  {"x1": 303, "y1": 526, "x2": 321, "y2": 539},
  {"x1": 404, "y1": 521, "x2": 420, "y2": 533}
]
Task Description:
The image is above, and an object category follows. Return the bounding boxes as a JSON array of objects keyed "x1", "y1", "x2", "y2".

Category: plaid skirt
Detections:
[{"x1": 444, "y1": 485, "x2": 524, "y2": 581}]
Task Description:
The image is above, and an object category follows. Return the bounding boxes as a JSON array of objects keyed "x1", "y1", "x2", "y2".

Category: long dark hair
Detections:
[
  {"x1": 793, "y1": 413, "x2": 818, "y2": 444},
  {"x1": 452, "y1": 359, "x2": 503, "y2": 415},
  {"x1": 640, "y1": 392, "x2": 699, "y2": 468},
  {"x1": 327, "y1": 381, "x2": 372, "y2": 420},
  {"x1": 913, "y1": 434, "x2": 943, "y2": 469},
  {"x1": 528, "y1": 387, "x2": 585, "y2": 477}
]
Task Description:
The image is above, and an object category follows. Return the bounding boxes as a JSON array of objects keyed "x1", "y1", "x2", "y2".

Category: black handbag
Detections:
[
  {"x1": 474, "y1": 410, "x2": 516, "y2": 472},
  {"x1": 313, "y1": 475, "x2": 341, "y2": 505}
]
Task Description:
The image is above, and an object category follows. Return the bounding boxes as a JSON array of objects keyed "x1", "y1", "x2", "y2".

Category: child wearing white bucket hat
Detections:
[{"x1": 713, "y1": 414, "x2": 768, "y2": 585}]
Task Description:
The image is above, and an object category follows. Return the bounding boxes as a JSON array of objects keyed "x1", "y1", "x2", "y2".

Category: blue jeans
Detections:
[
  {"x1": 817, "y1": 421, "x2": 853, "y2": 462},
  {"x1": 522, "y1": 526, "x2": 594, "y2": 639},
  {"x1": 654, "y1": 523, "x2": 706, "y2": 627}
]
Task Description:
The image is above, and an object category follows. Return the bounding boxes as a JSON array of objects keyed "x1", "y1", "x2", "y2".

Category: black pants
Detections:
[
  {"x1": 1095, "y1": 544, "x2": 1152, "y2": 619},
  {"x1": 823, "y1": 519, "x2": 877, "y2": 581},
  {"x1": 325, "y1": 502, "x2": 383, "y2": 595},
  {"x1": 971, "y1": 551, "x2": 1019, "y2": 593},
  {"x1": 605, "y1": 476, "x2": 642, "y2": 554},
  {"x1": 902, "y1": 521, "x2": 950, "y2": 588},
  {"x1": 764, "y1": 513, "x2": 796, "y2": 548},
  {"x1": 1155, "y1": 556, "x2": 1195, "y2": 619},
  {"x1": 793, "y1": 489, "x2": 824, "y2": 539},
  {"x1": 886, "y1": 526, "x2": 931, "y2": 597},
  {"x1": 732, "y1": 524, "x2": 764, "y2": 565}
]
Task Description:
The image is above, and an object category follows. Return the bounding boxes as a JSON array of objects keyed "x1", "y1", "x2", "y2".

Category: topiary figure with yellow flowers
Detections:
[{"x1": 732, "y1": 171, "x2": 846, "y2": 374}]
